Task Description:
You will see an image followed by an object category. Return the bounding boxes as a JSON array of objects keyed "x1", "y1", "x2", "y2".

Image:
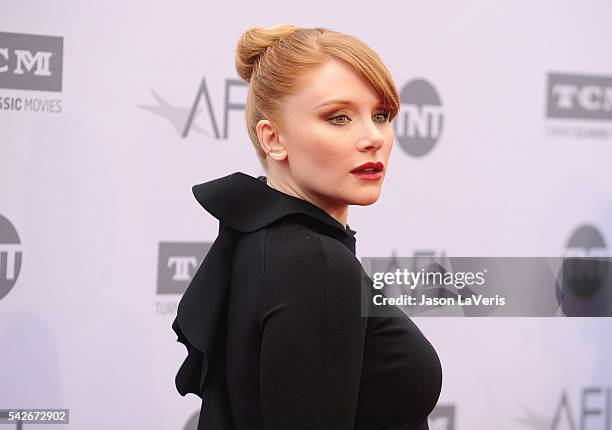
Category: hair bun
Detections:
[{"x1": 235, "y1": 24, "x2": 299, "y2": 82}]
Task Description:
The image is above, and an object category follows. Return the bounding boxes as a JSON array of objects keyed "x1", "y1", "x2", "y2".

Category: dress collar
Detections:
[{"x1": 192, "y1": 171, "x2": 357, "y2": 253}]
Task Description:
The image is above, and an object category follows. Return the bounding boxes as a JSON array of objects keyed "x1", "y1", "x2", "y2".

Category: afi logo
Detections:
[
  {"x1": 546, "y1": 72, "x2": 612, "y2": 121},
  {"x1": 0, "y1": 32, "x2": 63, "y2": 92},
  {"x1": 140, "y1": 78, "x2": 248, "y2": 139},
  {"x1": 551, "y1": 388, "x2": 612, "y2": 430},
  {"x1": 519, "y1": 387, "x2": 612, "y2": 429}
]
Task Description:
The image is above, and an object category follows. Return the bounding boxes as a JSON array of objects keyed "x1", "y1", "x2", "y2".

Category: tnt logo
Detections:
[
  {"x1": 395, "y1": 78, "x2": 444, "y2": 157},
  {"x1": 565, "y1": 224, "x2": 607, "y2": 258},
  {"x1": 546, "y1": 72, "x2": 612, "y2": 121},
  {"x1": 556, "y1": 224, "x2": 610, "y2": 316},
  {"x1": 0, "y1": 214, "x2": 22, "y2": 301},
  {"x1": 0, "y1": 32, "x2": 63, "y2": 92},
  {"x1": 157, "y1": 242, "x2": 211, "y2": 294}
]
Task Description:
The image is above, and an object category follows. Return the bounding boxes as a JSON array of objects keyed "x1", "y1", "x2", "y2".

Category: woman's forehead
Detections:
[{"x1": 289, "y1": 62, "x2": 384, "y2": 110}]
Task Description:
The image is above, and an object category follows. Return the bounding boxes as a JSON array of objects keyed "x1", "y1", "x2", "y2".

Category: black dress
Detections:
[{"x1": 172, "y1": 171, "x2": 442, "y2": 430}]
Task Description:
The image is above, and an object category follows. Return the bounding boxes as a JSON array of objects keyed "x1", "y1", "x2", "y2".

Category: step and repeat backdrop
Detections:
[{"x1": 2, "y1": 1, "x2": 611, "y2": 429}]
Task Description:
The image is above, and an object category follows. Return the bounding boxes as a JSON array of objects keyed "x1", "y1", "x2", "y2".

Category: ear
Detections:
[{"x1": 256, "y1": 119, "x2": 287, "y2": 160}]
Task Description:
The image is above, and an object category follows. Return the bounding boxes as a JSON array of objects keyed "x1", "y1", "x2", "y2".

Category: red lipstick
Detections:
[{"x1": 350, "y1": 161, "x2": 384, "y2": 180}]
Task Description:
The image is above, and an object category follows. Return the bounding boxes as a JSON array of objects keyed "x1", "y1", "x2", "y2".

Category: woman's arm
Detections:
[{"x1": 258, "y1": 234, "x2": 367, "y2": 429}]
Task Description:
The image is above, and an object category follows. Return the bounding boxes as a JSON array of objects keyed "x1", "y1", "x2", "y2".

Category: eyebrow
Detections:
[{"x1": 314, "y1": 98, "x2": 387, "y2": 110}]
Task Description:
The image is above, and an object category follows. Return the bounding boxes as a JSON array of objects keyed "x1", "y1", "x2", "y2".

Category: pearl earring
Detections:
[{"x1": 265, "y1": 147, "x2": 285, "y2": 160}]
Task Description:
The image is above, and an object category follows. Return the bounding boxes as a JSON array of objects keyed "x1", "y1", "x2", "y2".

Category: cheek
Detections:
[
  {"x1": 384, "y1": 129, "x2": 394, "y2": 154},
  {"x1": 293, "y1": 126, "x2": 345, "y2": 169},
  {"x1": 384, "y1": 125, "x2": 394, "y2": 142}
]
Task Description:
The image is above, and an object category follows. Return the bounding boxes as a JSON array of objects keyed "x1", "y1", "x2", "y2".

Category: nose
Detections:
[{"x1": 357, "y1": 119, "x2": 385, "y2": 152}]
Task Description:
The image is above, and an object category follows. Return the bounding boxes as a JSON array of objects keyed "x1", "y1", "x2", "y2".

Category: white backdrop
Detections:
[{"x1": 1, "y1": 1, "x2": 612, "y2": 429}]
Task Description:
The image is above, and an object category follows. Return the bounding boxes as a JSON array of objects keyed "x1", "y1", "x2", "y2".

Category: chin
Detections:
[{"x1": 349, "y1": 190, "x2": 381, "y2": 206}]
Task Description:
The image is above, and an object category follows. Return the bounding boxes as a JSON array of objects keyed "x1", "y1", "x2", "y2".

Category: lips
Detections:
[{"x1": 351, "y1": 161, "x2": 384, "y2": 173}]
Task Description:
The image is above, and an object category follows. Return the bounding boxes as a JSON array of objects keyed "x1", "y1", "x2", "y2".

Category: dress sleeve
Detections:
[{"x1": 258, "y1": 234, "x2": 367, "y2": 430}]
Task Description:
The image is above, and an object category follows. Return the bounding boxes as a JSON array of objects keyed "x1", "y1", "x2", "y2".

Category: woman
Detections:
[{"x1": 172, "y1": 24, "x2": 442, "y2": 430}]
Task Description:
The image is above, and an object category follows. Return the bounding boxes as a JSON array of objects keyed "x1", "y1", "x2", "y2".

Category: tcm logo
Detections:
[
  {"x1": 395, "y1": 78, "x2": 444, "y2": 157},
  {"x1": 428, "y1": 404, "x2": 455, "y2": 430},
  {"x1": 0, "y1": 214, "x2": 22, "y2": 301},
  {"x1": 140, "y1": 77, "x2": 247, "y2": 139},
  {"x1": 156, "y1": 242, "x2": 211, "y2": 294},
  {"x1": 546, "y1": 72, "x2": 612, "y2": 121},
  {"x1": 0, "y1": 32, "x2": 63, "y2": 92}
]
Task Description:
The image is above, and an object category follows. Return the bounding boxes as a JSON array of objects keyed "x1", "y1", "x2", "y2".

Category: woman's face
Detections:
[{"x1": 275, "y1": 57, "x2": 394, "y2": 214}]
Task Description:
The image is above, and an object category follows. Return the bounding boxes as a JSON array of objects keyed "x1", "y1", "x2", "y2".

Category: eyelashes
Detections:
[{"x1": 327, "y1": 110, "x2": 391, "y2": 126}]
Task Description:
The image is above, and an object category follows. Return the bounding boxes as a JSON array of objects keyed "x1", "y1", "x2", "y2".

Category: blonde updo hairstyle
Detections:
[{"x1": 234, "y1": 24, "x2": 400, "y2": 168}]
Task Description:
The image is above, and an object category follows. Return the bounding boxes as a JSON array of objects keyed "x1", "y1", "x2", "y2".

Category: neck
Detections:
[{"x1": 265, "y1": 177, "x2": 348, "y2": 229}]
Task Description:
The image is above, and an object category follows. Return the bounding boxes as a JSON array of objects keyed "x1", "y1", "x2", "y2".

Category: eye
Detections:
[
  {"x1": 328, "y1": 114, "x2": 351, "y2": 126},
  {"x1": 373, "y1": 111, "x2": 391, "y2": 123}
]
